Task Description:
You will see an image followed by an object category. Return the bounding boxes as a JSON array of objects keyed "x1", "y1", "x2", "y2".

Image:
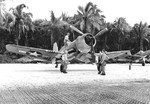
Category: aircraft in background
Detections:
[{"x1": 106, "y1": 49, "x2": 150, "y2": 66}]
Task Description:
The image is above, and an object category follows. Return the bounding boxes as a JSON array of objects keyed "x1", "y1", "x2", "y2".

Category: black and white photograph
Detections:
[{"x1": 0, "y1": 0, "x2": 150, "y2": 103}]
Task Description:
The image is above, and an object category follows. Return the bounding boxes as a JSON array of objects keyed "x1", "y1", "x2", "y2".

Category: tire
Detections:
[{"x1": 142, "y1": 62, "x2": 145, "y2": 66}]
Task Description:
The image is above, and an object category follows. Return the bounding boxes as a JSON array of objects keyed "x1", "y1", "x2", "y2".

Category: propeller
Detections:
[
  {"x1": 60, "y1": 21, "x2": 108, "y2": 63},
  {"x1": 60, "y1": 20, "x2": 108, "y2": 38}
]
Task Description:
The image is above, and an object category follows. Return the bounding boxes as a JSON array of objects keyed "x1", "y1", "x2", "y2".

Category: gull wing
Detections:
[{"x1": 6, "y1": 44, "x2": 62, "y2": 62}]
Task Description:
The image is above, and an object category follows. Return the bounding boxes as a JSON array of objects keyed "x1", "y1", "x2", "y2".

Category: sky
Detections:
[{"x1": 4, "y1": 0, "x2": 150, "y2": 26}]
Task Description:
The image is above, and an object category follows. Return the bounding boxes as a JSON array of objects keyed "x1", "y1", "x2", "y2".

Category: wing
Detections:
[
  {"x1": 100, "y1": 50, "x2": 138, "y2": 62},
  {"x1": 6, "y1": 44, "x2": 62, "y2": 62},
  {"x1": 132, "y1": 50, "x2": 150, "y2": 62},
  {"x1": 106, "y1": 51, "x2": 144, "y2": 63},
  {"x1": 106, "y1": 50, "x2": 131, "y2": 59},
  {"x1": 135, "y1": 50, "x2": 150, "y2": 56},
  {"x1": 117, "y1": 54, "x2": 146, "y2": 63}
]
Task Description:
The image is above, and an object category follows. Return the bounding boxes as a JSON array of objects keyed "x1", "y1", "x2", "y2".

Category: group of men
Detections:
[
  {"x1": 57, "y1": 32, "x2": 109, "y2": 75},
  {"x1": 57, "y1": 32, "x2": 148, "y2": 74},
  {"x1": 59, "y1": 49, "x2": 109, "y2": 75}
]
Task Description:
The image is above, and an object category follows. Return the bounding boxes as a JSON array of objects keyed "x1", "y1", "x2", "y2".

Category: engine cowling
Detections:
[{"x1": 75, "y1": 33, "x2": 96, "y2": 53}]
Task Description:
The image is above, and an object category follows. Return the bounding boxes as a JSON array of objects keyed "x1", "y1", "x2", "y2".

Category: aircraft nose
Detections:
[{"x1": 85, "y1": 34, "x2": 96, "y2": 46}]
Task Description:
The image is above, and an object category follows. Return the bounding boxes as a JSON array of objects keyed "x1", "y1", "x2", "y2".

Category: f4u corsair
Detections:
[
  {"x1": 6, "y1": 22, "x2": 150, "y2": 72},
  {"x1": 6, "y1": 22, "x2": 108, "y2": 70}
]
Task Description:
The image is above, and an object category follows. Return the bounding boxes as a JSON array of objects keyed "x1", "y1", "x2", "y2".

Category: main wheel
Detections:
[{"x1": 142, "y1": 62, "x2": 145, "y2": 66}]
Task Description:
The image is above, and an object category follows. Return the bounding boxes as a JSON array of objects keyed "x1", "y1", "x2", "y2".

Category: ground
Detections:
[{"x1": 0, "y1": 63, "x2": 150, "y2": 104}]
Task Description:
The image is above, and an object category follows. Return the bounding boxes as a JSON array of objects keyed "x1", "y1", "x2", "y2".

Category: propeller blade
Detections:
[
  {"x1": 60, "y1": 21, "x2": 84, "y2": 35},
  {"x1": 69, "y1": 25, "x2": 84, "y2": 35},
  {"x1": 95, "y1": 28, "x2": 108, "y2": 38}
]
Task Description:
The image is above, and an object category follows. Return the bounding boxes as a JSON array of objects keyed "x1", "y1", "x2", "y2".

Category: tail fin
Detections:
[{"x1": 53, "y1": 42, "x2": 58, "y2": 52}]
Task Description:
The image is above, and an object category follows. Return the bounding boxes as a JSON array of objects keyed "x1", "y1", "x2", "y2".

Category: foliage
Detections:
[
  {"x1": 130, "y1": 22, "x2": 150, "y2": 51},
  {"x1": 75, "y1": 2, "x2": 105, "y2": 33},
  {"x1": 110, "y1": 17, "x2": 132, "y2": 50},
  {"x1": 10, "y1": 4, "x2": 34, "y2": 45},
  {"x1": 0, "y1": 1, "x2": 150, "y2": 62},
  {"x1": 0, "y1": 1, "x2": 15, "y2": 30}
]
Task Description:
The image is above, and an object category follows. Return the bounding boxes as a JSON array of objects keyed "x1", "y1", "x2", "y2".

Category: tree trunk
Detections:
[
  {"x1": 51, "y1": 33, "x2": 54, "y2": 49},
  {"x1": 25, "y1": 32, "x2": 28, "y2": 46},
  {"x1": 15, "y1": 24, "x2": 20, "y2": 45},
  {"x1": 118, "y1": 32, "x2": 123, "y2": 51},
  {"x1": 140, "y1": 34, "x2": 143, "y2": 51},
  {"x1": 0, "y1": 36, "x2": 5, "y2": 53},
  {"x1": 104, "y1": 35, "x2": 107, "y2": 49}
]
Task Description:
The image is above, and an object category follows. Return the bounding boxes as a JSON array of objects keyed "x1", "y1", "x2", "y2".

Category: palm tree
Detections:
[
  {"x1": 111, "y1": 17, "x2": 131, "y2": 50},
  {"x1": 40, "y1": 11, "x2": 67, "y2": 49},
  {"x1": 22, "y1": 12, "x2": 34, "y2": 46},
  {"x1": 131, "y1": 22, "x2": 150, "y2": 51},
  {"x1": 75, "y1": 2, "x2": 105, "y2": 34},
  {"x1": 73, "y1": 2, "x2": 106, "y2": 63},
  {"x1": 60, "y1": 12, "x2": 77, "y2": 41},
  {"x1": 49, "y1": 11, "x2": 62, "y2": 49},
  {"x1": 32, "y1": 19, "x2": 47, "y2": 48},
  {"x1": 0, "y1": 0, "x2": 15, "y2": 30},
  {"x1": 0, "y1": 0, "x2": 15, "y2": 53},
  {"x1": 10, "y1": 4, "x2": 34, "y2": 45}
]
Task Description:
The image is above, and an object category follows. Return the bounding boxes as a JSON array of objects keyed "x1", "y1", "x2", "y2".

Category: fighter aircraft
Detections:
[
  {"x1": 6, "y1": 22, "x2": 108, "y2": 67},
  {"x1": 129, "y1": 50, "x2": 150, "y2": 65},
  {"x1": 5, "y1": 22, "x2": 150, "y2": 72},
  {"x1": 107, "y1": 49, "x2": 150, "y2": 67}
]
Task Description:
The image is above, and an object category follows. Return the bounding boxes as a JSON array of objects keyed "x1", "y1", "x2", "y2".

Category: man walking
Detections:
[{"x1": 97, "y1": 49, "x2": 109, "y2": 75}]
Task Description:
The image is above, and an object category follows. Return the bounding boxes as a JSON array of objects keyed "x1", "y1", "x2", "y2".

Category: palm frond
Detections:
[
  {"x1": 85, "y1": 2, "x2": 93, "y2": 12},
  {"x1": 77, "y1": 6, "x2": 84, "y2": 15}
]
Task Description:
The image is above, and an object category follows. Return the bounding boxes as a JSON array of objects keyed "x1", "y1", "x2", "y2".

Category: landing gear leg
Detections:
[
  {"x1": 142, "y1": 62, "x2": 145, "y2": 66},
  {"x1": 129, "y1": 62, "x2": 132, "y2": 70},
  {"x1": 60, "y1": 61, "x2": 68, "y2": 73}
]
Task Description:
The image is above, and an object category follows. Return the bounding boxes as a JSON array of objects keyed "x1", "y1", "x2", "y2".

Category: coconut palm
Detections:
[
  {"x1": 0, "y1": 0, "x2": 15, "y2": 53},
  {"x1": 72, "y1": 2, "x2": 106, "y2": 63},
  {"x1": 75, "y1": 2, "x2": 105, "y2": 34},
  {"x1": 22, "y1": 12, "x2": 34, "y2": 46},
  {"x1": 131, "y1": 22, "x2": 150, "y2": 51},
  {"x1": 10, "y1": 4, "x2": 34, "y2": 45},
  {"x1": 111, "y1": 17, "x2": 131, "y2": 50},
  {"x1": 49, "y1": 11, "x2": 62, "y2": 49},
  {"x1": 0, "y1": 0, "x2": 15, "y2": 30},
  {"x1": 40, "y1": 11, "x2": 67, "y2": 49}
]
